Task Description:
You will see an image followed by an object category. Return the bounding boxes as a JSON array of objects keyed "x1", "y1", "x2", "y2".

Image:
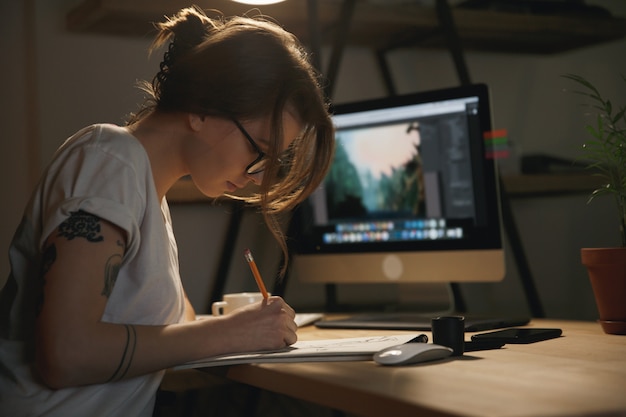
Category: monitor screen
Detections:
[{"x1": 290, "y1": 84, "x2": 505, "y2": 284}]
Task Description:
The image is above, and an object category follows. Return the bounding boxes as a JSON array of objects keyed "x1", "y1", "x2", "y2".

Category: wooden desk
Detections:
[{"x1": 210, "y1": 319, "x2": 626, "y2": 417}]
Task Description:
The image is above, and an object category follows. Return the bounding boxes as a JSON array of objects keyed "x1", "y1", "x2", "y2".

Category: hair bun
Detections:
[
  {"x1": 152, "y1": 7, "x2": 213, "y2": 92},
  {"x1": 160, "y1": 7, "x2": 212, "y2": 56},
  {"x1": 167, "y1": 7, "x2": 211, "y2": 53}
]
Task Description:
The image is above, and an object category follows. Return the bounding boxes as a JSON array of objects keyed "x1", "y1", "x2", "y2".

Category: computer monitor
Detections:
[{"x1": 290, "y1": 84, "x2": 504, "y2": 301}]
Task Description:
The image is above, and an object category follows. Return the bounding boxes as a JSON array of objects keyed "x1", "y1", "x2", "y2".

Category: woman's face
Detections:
[{"x1": 185, "y1": 110, "x2": 302, "y2": 198}]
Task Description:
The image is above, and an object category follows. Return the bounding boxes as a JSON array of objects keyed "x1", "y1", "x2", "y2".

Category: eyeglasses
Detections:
[{"x1": 232, "y1": 119, "x2": 269, "y2": 175}]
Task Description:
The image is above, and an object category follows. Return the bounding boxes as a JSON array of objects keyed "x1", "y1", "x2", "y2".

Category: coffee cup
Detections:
[{"x1": 211, "y1": 292, "x2": 267, "y2": 316}]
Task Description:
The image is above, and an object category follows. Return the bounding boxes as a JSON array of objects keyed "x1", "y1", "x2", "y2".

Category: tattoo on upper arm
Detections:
[
  {"x1": 102, "y1": 253, "x2": 122, "y2": 298},
  {"x1": 102, "y1": 240, "x2": 126, "y2": 297},
  {"x1": 106, "y1": 324, "x2": 137, "y2": 383},
  {"x1": 56, "y1": 211, "x2": 127, "y2": 297},
  {"x1": 58, "y1": 210, "x2": 104, "y2": 242}
]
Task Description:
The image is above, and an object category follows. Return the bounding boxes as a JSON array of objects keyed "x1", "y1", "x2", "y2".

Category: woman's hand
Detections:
[{"x1": 217, "y1": 296, "x2": 298, "y2": 352}]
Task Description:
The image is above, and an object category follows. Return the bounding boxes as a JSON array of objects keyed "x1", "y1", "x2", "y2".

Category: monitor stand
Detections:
[
  {"x1": 315, "y1": 283, "x2": 530, "y2": 332},
  {"x1": 321, "y1": 282, "x2": 463, "y2": 313}
]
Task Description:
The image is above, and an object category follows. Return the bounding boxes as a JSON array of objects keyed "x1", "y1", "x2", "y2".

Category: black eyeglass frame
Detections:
[{"x1": 231, "y1": 118, "x2": 269, "y2": 175}]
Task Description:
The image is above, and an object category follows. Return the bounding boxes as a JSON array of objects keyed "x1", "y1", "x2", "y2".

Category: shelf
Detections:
[
  {"x1": 66, "y1": 0, "x2": 626, "y2": 54},
  {"x1": 501, "y1": 174, "x2": 604, "y2": 197}
]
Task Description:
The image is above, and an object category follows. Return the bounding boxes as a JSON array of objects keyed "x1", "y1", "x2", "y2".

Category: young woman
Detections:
[{"x1": 0, "y1": 6, "x2": 334, "y2": 416}]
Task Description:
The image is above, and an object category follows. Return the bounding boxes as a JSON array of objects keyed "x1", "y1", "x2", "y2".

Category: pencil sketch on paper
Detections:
[
  {"x1": 294, "y1": 335, "x2": 411, "y2": 353},
  {"x1": 174, "y1": 334, "x2": 418, "y2": 370}
]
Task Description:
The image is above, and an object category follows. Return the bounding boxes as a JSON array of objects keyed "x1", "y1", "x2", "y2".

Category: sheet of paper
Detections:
[
  {"x1": 197, "y1": 313, "x2": 323, "y2": 327},
  {"x1": 294, "y1": 313, "x2": 324, "y2": 327},
  {"x1": 174, "y1": 334, "x2": 418, "y2": 370}
]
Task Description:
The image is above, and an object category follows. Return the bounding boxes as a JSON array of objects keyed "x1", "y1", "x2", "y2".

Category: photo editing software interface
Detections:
[
  {"x1": 317, "y1": 97, "x2": 480, "y2": 247},
  {"x1": 293, "y1": 84, "x2": 502, "y2": 269}
]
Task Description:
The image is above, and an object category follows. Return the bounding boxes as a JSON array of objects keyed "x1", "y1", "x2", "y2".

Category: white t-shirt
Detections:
[{"x1": 0, "y1": 124, "x2": 186, "y2": 417}]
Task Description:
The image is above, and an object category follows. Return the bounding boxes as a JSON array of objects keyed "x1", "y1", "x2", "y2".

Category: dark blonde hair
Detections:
[{"x1": 130, "y1": 6, "x2": 335, "y2": 274}]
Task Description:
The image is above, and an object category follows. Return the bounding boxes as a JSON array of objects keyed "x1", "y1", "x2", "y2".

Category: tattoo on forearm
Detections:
[
  {"x1": 106, "y1": 324, "x2": 137, "y2": 382},
  {"x1": 58, "y1": 210, "x2": 104, "y2": 242}
]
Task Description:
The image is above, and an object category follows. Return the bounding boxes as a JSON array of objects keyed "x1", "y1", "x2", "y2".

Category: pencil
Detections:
[{"x1": 244, "y1": 248, "x2": 269, "y2": 299}]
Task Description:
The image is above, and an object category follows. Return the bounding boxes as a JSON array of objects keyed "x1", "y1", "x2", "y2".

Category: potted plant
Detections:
[{"x1": 564, "y1": 73, "x2": 626, "y2": 335}]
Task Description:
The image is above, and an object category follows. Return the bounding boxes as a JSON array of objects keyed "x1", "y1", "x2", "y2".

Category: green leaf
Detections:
[{"x1": 564, "y1": 73, "x2": 626, "y2": 246}]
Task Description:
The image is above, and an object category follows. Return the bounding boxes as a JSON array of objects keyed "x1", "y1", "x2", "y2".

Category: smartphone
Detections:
[
  {"x1": 471, "y1": 328, "x2": 562, "y2": 344},
  {"x1": 464, "y1": 339, "x2": 505, "y2": 352}
]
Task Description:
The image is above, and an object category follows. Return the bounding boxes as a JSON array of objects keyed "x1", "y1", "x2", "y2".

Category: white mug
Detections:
[{"x1": 211, "y1": 292, "x2": 268, "y2": 316}]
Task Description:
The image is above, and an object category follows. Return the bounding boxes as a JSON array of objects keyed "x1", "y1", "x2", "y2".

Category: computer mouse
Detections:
[{"x1": 374, "y1": 343, "x2": 453, "y2": 366}]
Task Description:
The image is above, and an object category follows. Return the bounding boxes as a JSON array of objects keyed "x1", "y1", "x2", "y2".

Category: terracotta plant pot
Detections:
[{"x1": 581, "y1": 248, "x2": 626, "y2": 335}]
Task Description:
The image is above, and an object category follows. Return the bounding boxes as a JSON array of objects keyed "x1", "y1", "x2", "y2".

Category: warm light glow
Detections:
[{"x1": 231, "y1": 0, "x2": 287, "y2": 4}]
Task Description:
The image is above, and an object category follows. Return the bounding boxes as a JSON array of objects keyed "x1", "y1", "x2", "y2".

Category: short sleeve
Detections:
[{"x1": 36, "y1": 128, "x2": 151, "y2": 264}]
